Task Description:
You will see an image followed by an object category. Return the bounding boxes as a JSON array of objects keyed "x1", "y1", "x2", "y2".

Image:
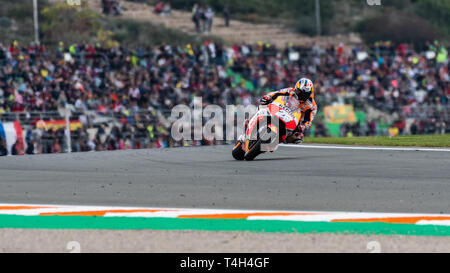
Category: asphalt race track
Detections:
[{"x1": 1, "y1": 144, "x2": 449, "y2": 214}]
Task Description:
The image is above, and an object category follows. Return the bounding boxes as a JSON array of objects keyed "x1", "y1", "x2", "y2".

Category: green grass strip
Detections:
[
  {"x1": 304, "y1": 134, "x2": 450, "y2": 147},
  {"x1": 0, "y1": 215, "x2": 449, "y2": 236}
]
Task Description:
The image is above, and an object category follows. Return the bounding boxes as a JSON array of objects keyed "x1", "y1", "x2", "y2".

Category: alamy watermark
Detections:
[
  {"x1": 366, "y1": 241, "x2": 382, "y2": 253},
  {"x1": 170, "y1": 97, "x2": 287, "y2": 151},
  {"x1": 66, "y1": 241, "x2": 81, "y2": 253},
  {"x1": 170, "y1": 96, "x2": 257, "y2": 142}
]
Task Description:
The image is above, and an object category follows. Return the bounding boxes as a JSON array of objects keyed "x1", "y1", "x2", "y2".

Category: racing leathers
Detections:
[{"x1": 256, "y1": 87, "x2": 318, "y2": 144}]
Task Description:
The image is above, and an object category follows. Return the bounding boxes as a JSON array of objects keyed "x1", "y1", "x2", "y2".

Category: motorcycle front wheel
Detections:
[{"x1": 232, "y1": 140, "x2": 245, "y2": 160}]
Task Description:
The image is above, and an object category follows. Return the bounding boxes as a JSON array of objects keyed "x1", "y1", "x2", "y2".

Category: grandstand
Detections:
[{"x1": 1, "y1": 39, "x2": 448, "y2": 155}]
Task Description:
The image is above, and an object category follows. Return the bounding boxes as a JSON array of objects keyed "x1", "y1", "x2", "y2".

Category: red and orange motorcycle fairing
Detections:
[{"x1": 243, "y1": 94, "x2": 302, "y2": 153}]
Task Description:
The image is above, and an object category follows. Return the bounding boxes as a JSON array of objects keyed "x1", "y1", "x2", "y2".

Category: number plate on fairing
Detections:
[{"x1": 275, "y1": 110, "x2": 294, "y2": 123}]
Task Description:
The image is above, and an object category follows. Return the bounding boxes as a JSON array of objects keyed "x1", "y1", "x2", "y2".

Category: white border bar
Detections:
[{"x1": 280, "y1": 144, "x2": 450, "y2": 152}]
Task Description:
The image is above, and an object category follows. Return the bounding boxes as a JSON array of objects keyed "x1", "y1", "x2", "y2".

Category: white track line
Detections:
[
  {"x1": 279, "y1": 144, "x2": 450, "y2": 152},
  {"x1": 1, "y1": 203, "x2": 448, "y2": 216}
]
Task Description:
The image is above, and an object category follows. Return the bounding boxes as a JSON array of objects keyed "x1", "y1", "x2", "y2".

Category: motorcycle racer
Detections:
[{"x1": 243, "y1": 78, "x2": 317, "y2": 144}]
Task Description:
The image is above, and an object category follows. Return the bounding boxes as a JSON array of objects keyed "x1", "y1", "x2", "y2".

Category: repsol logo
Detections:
[{"x1": 272, "y1": 102, "x2": 295, "y2": 116}]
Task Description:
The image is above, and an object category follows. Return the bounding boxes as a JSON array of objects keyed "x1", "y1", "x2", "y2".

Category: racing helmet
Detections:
[{"x1": 294, "y1": 78, "x2": 314, "y2": 101}]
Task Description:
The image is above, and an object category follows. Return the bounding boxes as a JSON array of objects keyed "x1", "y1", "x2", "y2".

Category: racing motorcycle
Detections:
[{"x1": 232, "y1": 93, "x2": 303, "y2": 161}]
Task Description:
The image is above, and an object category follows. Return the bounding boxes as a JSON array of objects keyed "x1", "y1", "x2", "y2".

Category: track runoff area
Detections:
[{"x1": 0, "y1": 143, "x2": 449, "y2": 252}]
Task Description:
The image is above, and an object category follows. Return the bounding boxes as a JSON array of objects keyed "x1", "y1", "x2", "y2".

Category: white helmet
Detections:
[{"x1": 294, "y1": 78, "x2": 314, "y2": 101}]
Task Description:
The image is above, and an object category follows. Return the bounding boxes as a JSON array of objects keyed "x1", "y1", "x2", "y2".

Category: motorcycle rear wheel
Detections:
[{"x1": 244, "y1": 139, "x2": 262, "y2": 161}]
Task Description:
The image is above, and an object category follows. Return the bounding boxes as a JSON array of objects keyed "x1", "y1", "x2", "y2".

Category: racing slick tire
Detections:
[
  {"x1": 232, "y1": 141, "x2": 245, "y2": 160},
  {"x1": 244, "y1": 139, "x2": 262, "y2": 161}
]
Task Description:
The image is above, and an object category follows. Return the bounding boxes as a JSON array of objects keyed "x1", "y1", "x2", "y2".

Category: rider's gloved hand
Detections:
[{"x1": 260, "y1": 95, "x2": 273, "y2": 105}]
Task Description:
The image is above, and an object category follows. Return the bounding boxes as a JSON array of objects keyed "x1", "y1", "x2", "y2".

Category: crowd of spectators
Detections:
[
  {"x1": 0, "y1": 38, "x2": 448, "y2": 155},
  {"x1": 339, "y1": 119, "x2": 379, "y2": 137},
  {"x1": 21, "y1": 121, "x2": 178, "y2": 155}
]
